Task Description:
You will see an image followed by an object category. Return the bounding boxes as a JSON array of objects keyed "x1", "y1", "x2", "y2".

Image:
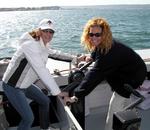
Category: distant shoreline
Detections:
[
  {"x1": 0, "y1": 4, "x2": 150, "y2": 12},
  {"x1": 0, "y1": 6, "x2": 61, "y2": 12}
]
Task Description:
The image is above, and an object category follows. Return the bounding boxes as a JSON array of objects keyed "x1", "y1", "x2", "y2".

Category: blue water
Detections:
[{"x1": 0, "y1": 5, "x2": 150, "y2": 58}]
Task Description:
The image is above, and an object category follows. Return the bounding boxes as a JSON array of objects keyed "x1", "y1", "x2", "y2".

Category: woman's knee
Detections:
[
  {"x1": 41, "y1": 96, "x2": 50, "y2": 106},
  {"x1": 22, "y1": 112, "x2": 34, "y2": 125}
]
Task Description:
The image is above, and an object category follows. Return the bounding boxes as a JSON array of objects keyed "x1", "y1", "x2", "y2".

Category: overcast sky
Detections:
[{"x1": 0, "y1": 0, "x2": 150, "y2": 8}]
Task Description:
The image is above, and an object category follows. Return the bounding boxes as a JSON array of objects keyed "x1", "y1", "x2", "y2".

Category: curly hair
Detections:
[{"x1": 81, "y1": 17, "x2": 113, "y2": 54}]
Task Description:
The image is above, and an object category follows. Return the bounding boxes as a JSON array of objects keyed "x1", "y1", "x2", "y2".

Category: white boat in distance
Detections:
[{"x1": 0, "y1": 49, "x2": 150, "y2": 130}]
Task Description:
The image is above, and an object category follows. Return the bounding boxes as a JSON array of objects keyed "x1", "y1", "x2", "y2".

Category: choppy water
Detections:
[{"x1": 0, "y1": 5, "x2": 150, "y2": 58}]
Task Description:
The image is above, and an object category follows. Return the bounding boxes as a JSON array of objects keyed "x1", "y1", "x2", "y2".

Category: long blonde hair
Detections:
[
  {"x1": 29, "y1": 29, "x2": 41, "y2": 41},
  {"x1": 81, "y1": 17, "x2": 113, "y2": 54}
]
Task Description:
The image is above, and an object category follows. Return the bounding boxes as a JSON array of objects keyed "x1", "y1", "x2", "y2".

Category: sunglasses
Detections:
[
  {"x1": 42, "y1": 29, "x2": 55, "y2": 34},
  {"x1": 88, "y1": 33, "x2": 102, "y2": 37}
]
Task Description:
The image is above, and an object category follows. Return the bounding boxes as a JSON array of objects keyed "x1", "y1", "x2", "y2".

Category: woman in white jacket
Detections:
[{"x1": 2, "y1": 18, "x2": 84, "y2": 130}]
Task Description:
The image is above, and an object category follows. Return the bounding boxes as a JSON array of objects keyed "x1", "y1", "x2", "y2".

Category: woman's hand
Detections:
[
  {"x1": 77, "y1": 55, "x2": 93, "y2": 63},
  {"x1": 85, "y1": 56, "x2": 93, "y2": 62},
  {"x1": 58, "y1": 91, "x2": 69, "y2": 97},
  {"x1": 77, "y1": 55, "x2": 86, "y2": 62},
  {"x1": 63, "y1": 96, "x2": 78, "y2": 105}
]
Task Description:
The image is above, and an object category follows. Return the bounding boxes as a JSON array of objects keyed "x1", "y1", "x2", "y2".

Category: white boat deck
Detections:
[{"x1": 85, "y1": 106, "x2": 108, "y2": 130}]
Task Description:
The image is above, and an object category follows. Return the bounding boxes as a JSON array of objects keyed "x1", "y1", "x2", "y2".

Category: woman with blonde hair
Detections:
[
  {"x1": 71, "y1": 17, "x2": 147, "y2": 130},
  {"x1": 81, "y1": 17, "x2": 112, "y2": 54},
  {"x1": 2, "y1": 18, "x2": 84, "y2": 130}
]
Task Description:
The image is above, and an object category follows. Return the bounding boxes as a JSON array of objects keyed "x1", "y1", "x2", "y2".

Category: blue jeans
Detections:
[{"x1": 2, "y1": 82, "x2": 50, "y2": 130}]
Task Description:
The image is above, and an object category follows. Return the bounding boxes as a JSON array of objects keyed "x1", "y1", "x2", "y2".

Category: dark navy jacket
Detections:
[{"x1": 75, "y1": 39, "x2": 147, "y2": 98}]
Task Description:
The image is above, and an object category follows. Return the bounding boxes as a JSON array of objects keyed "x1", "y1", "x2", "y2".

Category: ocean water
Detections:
[{"x1": 0, "y1": 5, "x2": 150, "y2": 58}]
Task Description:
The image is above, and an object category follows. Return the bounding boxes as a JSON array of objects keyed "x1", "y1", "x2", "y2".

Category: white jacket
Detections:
[{"x1": 2, "y1": 32, "x2": 75, "y2": 95}]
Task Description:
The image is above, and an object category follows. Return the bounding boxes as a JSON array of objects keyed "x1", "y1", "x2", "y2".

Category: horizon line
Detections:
[{"x1": 0, "y1": 3, "x2": 150, "y2": 8}]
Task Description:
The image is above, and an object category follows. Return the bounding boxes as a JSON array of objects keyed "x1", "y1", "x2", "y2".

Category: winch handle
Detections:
[{"x1": 79, "y1": 61, "x2": 93, "y2": 71}]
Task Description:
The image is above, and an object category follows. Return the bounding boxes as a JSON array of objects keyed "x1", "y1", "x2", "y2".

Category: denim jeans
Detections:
[{"x1": 2, "y1": 82, "x2": 50, "y2": 130}]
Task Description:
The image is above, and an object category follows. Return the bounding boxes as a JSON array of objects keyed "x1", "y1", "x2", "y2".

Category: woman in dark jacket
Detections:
[{"x1": 72, "y1": 17, "x2": 147, "y2": 130}]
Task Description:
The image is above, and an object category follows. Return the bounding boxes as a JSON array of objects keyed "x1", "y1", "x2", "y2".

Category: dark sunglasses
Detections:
[
  {"x1": 88, "y1": 33, "x2": 102, "y2": 37},
  {"x1": 42, "y1": 29, "x2": 55, "y2": 34}
]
